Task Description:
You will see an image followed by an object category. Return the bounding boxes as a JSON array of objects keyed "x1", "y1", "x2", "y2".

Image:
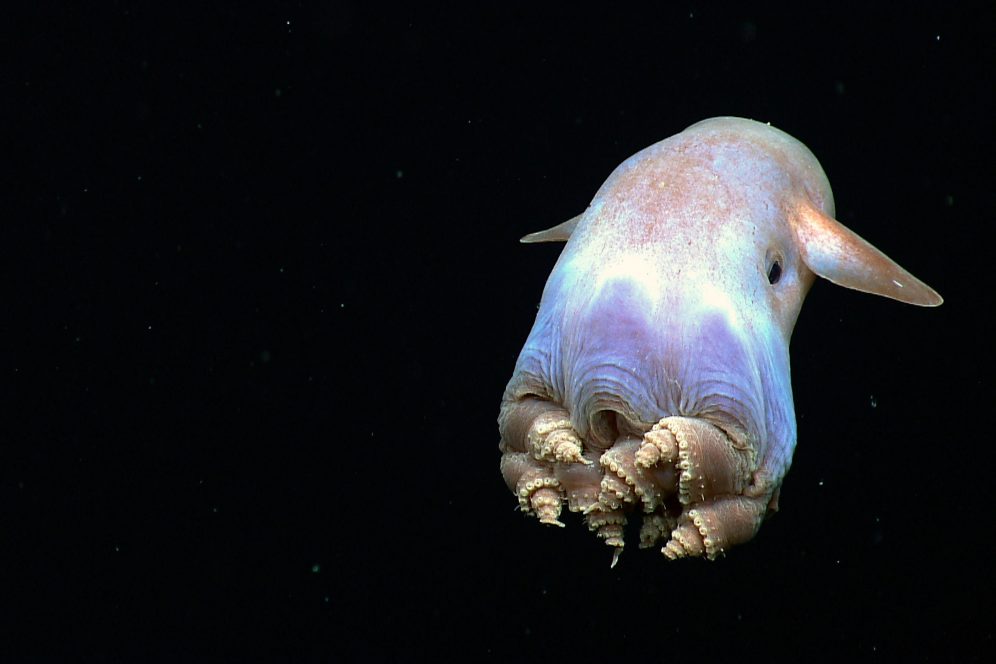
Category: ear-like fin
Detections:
[
  {"x1": 790, "y1": 202, "x2": 943, "y2": 306},
  {"x1": 520, "y1": 214, "x2": 582, "y2": 243}
]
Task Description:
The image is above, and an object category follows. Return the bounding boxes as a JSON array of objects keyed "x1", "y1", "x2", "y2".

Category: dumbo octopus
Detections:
[{"x1": 498, "y1": 117, "x2": 942, "y2": 565}]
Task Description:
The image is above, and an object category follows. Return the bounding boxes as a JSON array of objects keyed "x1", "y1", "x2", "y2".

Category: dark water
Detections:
[{"x1": 5, "y1": 3, "x2": 992, "y2": 661}]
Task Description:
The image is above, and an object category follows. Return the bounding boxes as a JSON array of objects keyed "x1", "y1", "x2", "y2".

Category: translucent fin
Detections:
[
  {"x1": 790, "y1": 202, "x2": 943, "y2": 306},
  {"x1": 520, "y1": 214, "x2": 583, "y2": 244}
]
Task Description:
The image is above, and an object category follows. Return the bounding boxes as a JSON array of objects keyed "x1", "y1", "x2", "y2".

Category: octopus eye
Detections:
[
  {"x1": 767, "y1": 261, "x2": 782, "y2": 285},
  {"x1": 766, "y1": 251, "x2": 783, "y2": 285}
]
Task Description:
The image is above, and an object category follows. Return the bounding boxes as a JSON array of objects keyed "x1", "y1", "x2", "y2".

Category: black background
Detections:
[{"x1": 5, "y1": 2, "x2": 993, "y2": 661}]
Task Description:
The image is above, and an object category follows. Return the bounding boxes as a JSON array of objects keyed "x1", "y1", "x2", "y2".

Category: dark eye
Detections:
[{"x1": 766, "y1": 254, "x2": 783, "y2": 285}]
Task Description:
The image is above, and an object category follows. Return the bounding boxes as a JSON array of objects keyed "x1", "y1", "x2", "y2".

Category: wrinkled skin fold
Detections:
[{"x1": 498, "y1": 117, "x2": 941, "y2": 565}]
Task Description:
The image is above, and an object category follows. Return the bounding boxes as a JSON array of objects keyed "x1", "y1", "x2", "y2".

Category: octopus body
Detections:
[{"x1": 499, "y1": 117, "x2": 941, "y2": 564}]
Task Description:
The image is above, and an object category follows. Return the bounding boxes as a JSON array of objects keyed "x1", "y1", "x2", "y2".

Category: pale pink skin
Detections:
[{"x1": 499, "y1": 117, "x2": 941, "y2": 563}]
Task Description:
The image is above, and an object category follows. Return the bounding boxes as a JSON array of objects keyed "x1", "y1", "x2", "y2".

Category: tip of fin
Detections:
[{"x1": 520, "y1": 214, "x2": 583, "y2": 243}]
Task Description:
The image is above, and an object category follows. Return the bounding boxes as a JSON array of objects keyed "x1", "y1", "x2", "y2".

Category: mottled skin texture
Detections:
[{"x1": 499, "y1": 117, "x2": 941, "y2": 565}]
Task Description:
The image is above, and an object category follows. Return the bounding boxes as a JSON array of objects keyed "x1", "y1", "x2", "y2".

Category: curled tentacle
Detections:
[
  {"x1": 499, "y1": 397, "x2": 589, "y2": 464},
  {"x1": 600, "y1": 436, "x2": 674, "y2": 513},
  {"x1": 637, "y1": 423, "x2": 679, "y2": 468},
  {"x1": 532, "y1": 420, "x2": 588, "y2": 465},
  {"x1": 597, "y1": 471, "x2": 633, "y2": 511},
  {"x1": 651, "y1": 416, "x2": 753, "y2": 505},
  {"x1": 500, "y1": 452, "x2": 565, "y2": 526},
  {"x1": 585, "y1": 507, "x2": 627, "y2": 565},
  {"x1": 662, "y1": 495, "x2": 768, "y2": 560},
  {"x1": 530, "y1": 486, "x2": 565, "y2": 527}
]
